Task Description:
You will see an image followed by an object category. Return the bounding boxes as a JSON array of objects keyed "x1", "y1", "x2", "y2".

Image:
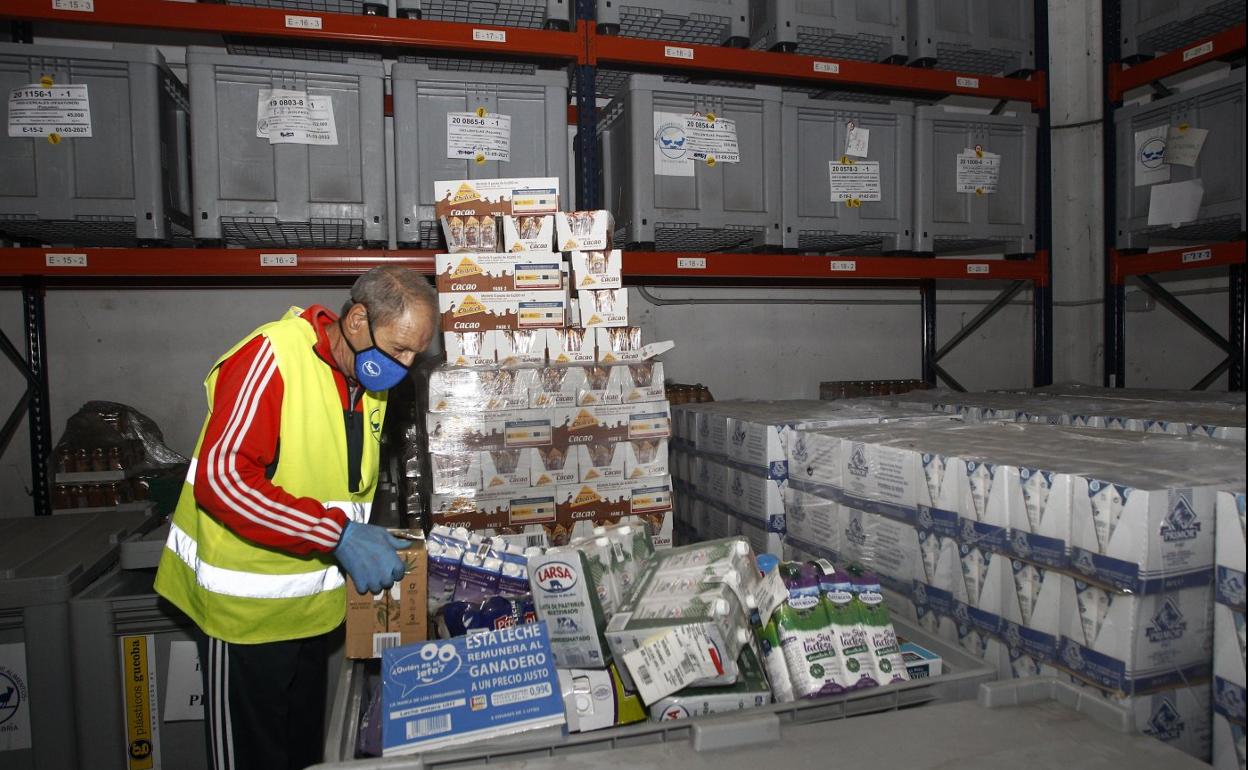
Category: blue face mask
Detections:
[{"x1": 340, "y1": 313, "x2": 410, "y2": 391}]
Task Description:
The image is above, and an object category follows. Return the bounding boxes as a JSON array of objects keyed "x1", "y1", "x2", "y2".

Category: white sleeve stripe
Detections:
[{"x1": 203, "y1": 341, "x2": 340, "y2": 550}]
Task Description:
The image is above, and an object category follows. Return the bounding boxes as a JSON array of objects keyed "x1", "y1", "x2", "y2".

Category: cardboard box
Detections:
[
  {"x1": 1072, "y1": 679, "x2": 1214, "y2": 763},
  {"x1": 503, "y1": 214, "x2": 555, "y2": 253},
  {"x1": 440, "y1": 290, "x2": 568, "y2": 333},
  {"x1": 443, "y1": 331, "x2": 495, "y2": 368},
  {"x1": 558, "y1": 664, "x2": 646, "y2": 732},
  {"x1": 1212, "y1": 712, "x2": 1245, "y2": 770},
  {"x1": 570, "y1": 249, "x2": 622, "y2": 290},
  {"x1": 1216, "y1": 490, "x2": 1246, "y2": 612},
  {"x1": 435, "y1": 177, "x2": 560, "y2": 253},
  {"x1": 555, "y1": 404, "x2": 633, "y2": 447},
  {"x1": 784, "y1": 488, "x2": 843, "y2": 559},
  {"x1": 899, "y1": 640, "x2": 943, "y2": 679},
  {"x1": 430, "y1": 451, "x2": 484, "y2": 494},
  {"x1": 428, "y1": 367, "x2": 530, "y2": 413},
  {"x1": 576, "y1": 441, "x2": 628, "y2": 483},
  {"x1": 628, "y1": 401, "x2": 672, "y2": 441},
  {"x1": 555, "y1": 210, "x2": 612, "y2": 252},
  {"x1": 346, "y1": 535, "x2": 428, "y2": 659},
  {"x1": 617, "y1": 361, "x2": 665, "y2": 404},
  {"x1": 427, "y1": 408, "x2": 555, "y2": 453},
  {"x1": 531, "y1": 367, "x2": 583, "y2": 409},
  {"x1": 577, "y1": 365, "x2": 621, "y2": 406},
  {"x1": 546, "y1": 327, "x2": 596, "y2": 366},
  {"x1": 624, "y1": 438, "x2": 668, "y2": 480},
  {"x1": 531, "y1": 444, "x2": 579, "y2": 487},
  {"x1": 596, "y1": 326, "x2": 643, "y2": 364},
  {"x1": 481, "y1": 448, "x2": 535, "y2": 490},
  {"x1": 431, "y1": 489, "x2": 558, "y2": 550},
  {"x1": 1214, "y1": 602, "x2": 1246, "y2": 689},
  {"x1": 578, "y1": 288, "x2": 628, "y2": 328},
  {"x1": 434, "y1": 252, "x2": 563, "y2": 293},
  {"x1": 494, "y1": 329, "x2": 548, "y2": 368},
  {"x1": 997, "y1": 559, "x2": 1065, "y2": 664}
]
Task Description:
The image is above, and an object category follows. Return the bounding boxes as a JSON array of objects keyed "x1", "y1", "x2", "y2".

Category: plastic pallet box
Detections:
[
  {"x1": 1120, "y1": 0, "x2": 1246, "y2": 61},
  {"x1": 600, "y1": 75, "x2": 783, "y2": 251},
  {"x1": 749, "y1": 0, "x2": 907, "y2": 63},
  {"x1": 908, "y1": 0, "x2": 1035, "y2": 76},
  {"x1": 597, "y1": 0, "x2": 750, "y2": 46},
  {"x1": 913, "y1": 105, "x2": 1037, "y2": 256},
  {"x1": 187, "y1": 47, "x2": 387, "y2": 248},
  {"x1": 781, "y1": 93, "x2": 914, "y2": 253},
  {"x1": 0, "y1": 42, "x2": 191, "y2": 246},
  {"x1": 391, "y1": 63, "x2": 569, "y2": 248},
  {"x1": 0, "y1": 511, "x2": 153, "y2": 770},
  {"x1": 1114, "y1": 67, "x2": 1246, "y2": 250},
  {"x1": 396, "y1": 0, "x2": 572, "y2": 28}
]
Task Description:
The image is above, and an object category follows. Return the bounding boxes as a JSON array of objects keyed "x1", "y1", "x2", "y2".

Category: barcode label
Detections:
[
  {"x1": 664, "y1": 46, "x2": 694, "y2": 60},
  {"x1": 52, "y1": 0, "x2": 94, "y2": 11},
  {"x1": 260, "y1": 253, "x2": 298, "y2": 267},
  {"x1": 526, "y1": 534, "x2": 547, "y2": 548},
  {"x1": 830, "y1": 260, "x2": 856, "y2": 272},
  {"x1": 372, "y1": 633, "x2": 401, "y2": 658},
  {"x1": 1183, "y1": 41, "x2": 1214, "y2": 61},
  {"x1": 956, "y1": 76, "x2": 980, "y2": 89},
  {"x1": 474, "y1": 29, "x2": 507, "y2": 43},
  {"x1": 966, "y1": 263, "x2": 990, "y2": 274},
  {"x1": 637, "y1": 664, "x2": 653, "y2": 685},
  {"x1": 678, "y1": 654, "x2": 699, "y2": 677},
  {"x1": 1181, "y1": 248, "x2": 1212, "y2": 264},
  {"x1": 405, "y1": 713, "x2": 452, "y2": 740},
  {"x1": 285, "y1": 14, "x2": 323, "y2": 29},
  {"x1": 813, "y1": 61, "x2": 840, "y2": 74},
  {"x1": 46, "y1": 253, "x2": 87, "y2": 267},
  {"x1": 677, "y1": 257, "x2": 706, "y2": 269}
]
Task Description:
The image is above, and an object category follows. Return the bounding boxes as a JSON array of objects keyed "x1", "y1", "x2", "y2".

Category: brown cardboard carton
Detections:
[{"x1": 345, "y1": 535, "x2": 428, "y2": 659}]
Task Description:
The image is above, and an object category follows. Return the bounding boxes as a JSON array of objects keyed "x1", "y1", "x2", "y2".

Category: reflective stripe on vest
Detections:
[{"x1": 165, "y1": 522, "x2": 345, "y2": 598}]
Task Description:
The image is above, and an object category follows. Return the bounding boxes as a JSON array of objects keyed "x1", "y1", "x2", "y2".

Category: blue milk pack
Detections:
[{"x1": 381, "y1": 621, "x2": 566, "y2": 756}]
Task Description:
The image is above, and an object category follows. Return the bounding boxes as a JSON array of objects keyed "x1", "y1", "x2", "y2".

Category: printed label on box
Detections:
[
  {"x1": 956, "y1": 149, "x2": 1000, "y2": 194},
  {"x1": 447, "y1": 112, "x2": 511, "y2": 162},
  {"x1": 829, "y1": 161, "x2": 882, "y2": 202},
  {"x1": 683, "y1": 115, "x2": 739, "y2": 164},
  {"x1": 8, "y1": 83, "x2": 91, "y2": 138},
  {"x1": 256, "y1": 89, "x2": 337, "y2": 146}
]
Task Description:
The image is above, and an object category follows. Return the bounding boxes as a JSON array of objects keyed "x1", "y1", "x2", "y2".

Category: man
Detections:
[{"x1": 154, "y1": 265, "x2": 437, "y2": 770}]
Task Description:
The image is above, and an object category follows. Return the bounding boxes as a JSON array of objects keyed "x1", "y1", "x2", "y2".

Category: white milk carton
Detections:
[
  {"x1": 529, "y1": 549, "x2": 612, "y2": 668},
  {"x1": 1212, "y1": 712, "x2": 1246, "y2": 770},
  {"x1": 998, "y1": 559, "x2": 1066, "y2": 664},
  {"x1": 1058, "y1": 579, "x2": 1214, "y2": 694},
  {"x1": 1216, "y1": 490, "x2": 1246, "y2": 613},
  {"x1": 1214, "y1": 602, "x2": 1246, "y2": 689}
]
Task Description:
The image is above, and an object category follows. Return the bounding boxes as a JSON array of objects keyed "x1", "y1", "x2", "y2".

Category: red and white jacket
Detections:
[{"x1": 194, "y1": 305, "x2": 364, "y2": 555}]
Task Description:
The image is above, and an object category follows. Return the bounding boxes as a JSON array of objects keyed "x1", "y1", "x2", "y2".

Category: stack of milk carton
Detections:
[
  {"x1": 425, "y1": 177, "x2": 674, "y2": 551},
  {"x1": 779, "y1": 419, "x2": 1245, "y2": 761},
  {"x1": 669, "y1": 400, "x2": 949, "y2": 556},
  {"x1": 1214, "y1": 487, "x2": 1247, "y2": 770}
]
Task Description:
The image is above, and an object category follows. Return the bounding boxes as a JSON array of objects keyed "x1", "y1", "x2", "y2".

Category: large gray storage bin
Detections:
[
  {"x1": 1114, "y1": 67, "x2": 1246, "y2": 249},
  {"x1": 908, "y1": 0, "x2": 1034, "y2": 76},
  {"x1": 1120, "y1": 0, "x2": 1245, "y2": 60},
  {"x1": 0, "y1": 43, "x2": 191, "y2": 246},
  {"x1": 597, "y1": 0, "x2": 750, "y2": 46},
  {"x1": 188, "y1": 47, "x2": 387, "y2": 247},
  {"x1": 397, "y1": 0, "x2": 571, "y2": 28},
  {"x1": 913, "y1": 105, "x2": 1036, "y2": 256},
  {"x1": 749, "y1": 0, "x2": 907, "y2": 63},
  {"x1": 600, "y1": 75, "x2": 783, "y2": 251},
  {"x1": 782, "y1": 93, "x2": 914, "y2": 253},
  {"x1": 0, "y1": 511, "x2": 153, "y2": 770},
  {"x1": 392, "y1": 63, "x2": 568, "y2": 248}
]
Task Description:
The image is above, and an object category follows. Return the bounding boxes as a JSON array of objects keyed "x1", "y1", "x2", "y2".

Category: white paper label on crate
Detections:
[
  {"x1": 1133, "y1": 126, "x2": 1170, "y2": 186},
  {"x1": 955, "y1": 150, "x2": 1000, "y2": 194},
  {"x1": 1147, "y1": 179, "x2": 1204, "y2": 227},
  {"x1": 7, "y1": 83, "x2": 91, "y2": 138},
  {"x1": 677, "y1": 257, "x2": 707, "y2": 269},
  {"x1": 622, "y1": 626, "x2": 720, "y2": 705},
  {"x1": 813, "y1": 61, "x2": 840, "y2": 74},
  {"x1": 830, "y1": 260, "x2": 857, "y2": 271},
  {"x1": 829, "y1": 161, "x2": 881, "y2": 202},
  {"x1": 683, "y1": 115, "x2": 739, "y2": 163},
  {"x1": 844, "y1": 123, "x2": 869, "y2": 158},
  {"x1": 256, "y1": 88, "x2": 338, "y2": 146},
  {"x1": 664, "y1": 46, "x2": 694, "y2": 60},
  {"x1": 52, "y1": 0, "x2": 94, "y2": 11},
  {"x1": 284, "y1": 14, "x2": 323, "y2": 29},
  {"x1": 45, "y1": 252, "x2": 87, "y2": 267},
  {"x1": 1165, "y1": 125, "x2": 1207, "y2": 167},
  {"x1": 753, "y1": 568, "x2": 788, "y2": 626},
  {"x1": 1183, "y1": 40, "x2": 1214, "y2": 61},
  {"x1": 0, "y1": 642, "x2": 33, "y2": 751},
  {"x1": 653, "y1": 112, "x2": 694, "y2": 177},
  {"x1": 260, "y1": 253, "x2": 298, "y2": 267},
  {"x1": 955, "y1": 76, "x2": 980, "y2": 89},
  {"x1": 446, "y1": 112, "x2": 512, "y2": 162},
  {"x1": 163, "y1": 641, "x2": 204, "y2": 723}
]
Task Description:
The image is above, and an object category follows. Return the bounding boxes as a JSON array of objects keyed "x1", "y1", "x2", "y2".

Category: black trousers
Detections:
[{"x1": 194, "y1": 629, "x2": 329, "y2": 770}]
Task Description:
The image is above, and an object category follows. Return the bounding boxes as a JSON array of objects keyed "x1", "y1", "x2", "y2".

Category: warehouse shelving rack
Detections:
[
  {"x1": 1101, "y1": 4, "x2": 1246, "y2": 390},
  {"x1": 0, "y1": 0, "x2": 1053, "y2": 515}
]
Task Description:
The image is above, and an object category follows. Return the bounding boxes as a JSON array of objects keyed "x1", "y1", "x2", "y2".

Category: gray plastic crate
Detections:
[
  {"x1": 0, "y1": 511, "x2": 153, "y2": 770},
  {"x1": 0, "y1": 43, "x2": 191, "y2": 246},
  {"x1": 600, "y1": 75, "x2": 783, "y2": 251},
  {"x1": 1121, "y1": 0, "x2": 1245, "y2": 60},
  {"x1": 187, "y1": 47, "x2": 387, "y2": 247},
  {"x1": 392, "y1": 63, "x2": 568, "y2": 248},
  {"x1": 913, "y1": 105, "x2": 1037, "y2": 256},
  {"x1": 908, "y1": 0, "x2": 1035, "y2": 76},
  {"x1": 782, "y1": 93, "x2": 914, "y2": 253},
  {"x1": 396, "y1": 0, "x2": 572, "y2": 28},
  {"x1": 317, "y1": 614, "x2": 994, "y2": 766},
  {"x1": 1115, "y1": 67, "x2": 1246, "y2": 249},
  {"x1": 749, "y1": 0, "x2": 906, "y2": 63},
  {"x1": 597, "y1": 0, "x2": 750, "y2": 46}
]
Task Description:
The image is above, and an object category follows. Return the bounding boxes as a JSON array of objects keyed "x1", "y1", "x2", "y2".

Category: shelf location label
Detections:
[
  {"x1": 664, "y1": 46, "x2": 694, "y2": 60},
  {"x1": 676, "y1": 257, "x2": 707, "y2": 270},
  {"x1": 261, "y1": 253, "x2": 299, "y2": 267},
  {"x1": 52, "y1": 0, "x2": 94, "y2": 11},
  {"x1": 473, "y1": 29, "x2": 507, "y2": 43},
  {"x1": 1181, "y1": 249, "x2": 1212, "y2": 264},
  {"x1": 966, "y1": 264, "x2": 990, "y2": 275},
  {"x1": 955, "y1": 76, "x2": 980, "y2": 89},
  {"x1": 813, "y1": 61, "x2": 840, "y2": 74},
  {"x1": 830, "y1": 260, "x2": 857, "y2": 272},
  {"x1": 1183, "y1": 41, "x2": 1214, "y2": 62},
  {"x1": 46, "y1": 253, "x2": 88, "y2": 267},
  {"x1": 284, "y1": 14, "x2": 323, "y2": 30}
]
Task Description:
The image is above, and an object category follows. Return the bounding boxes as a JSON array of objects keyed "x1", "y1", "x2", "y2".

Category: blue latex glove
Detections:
[{"x1": 334, "y1": 522, "x2": 408, "y2": 595}]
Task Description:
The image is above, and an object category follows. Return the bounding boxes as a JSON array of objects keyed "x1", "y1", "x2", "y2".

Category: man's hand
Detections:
[{"x1": 333, "y1": 522, "x2": 408, "y2": 594}]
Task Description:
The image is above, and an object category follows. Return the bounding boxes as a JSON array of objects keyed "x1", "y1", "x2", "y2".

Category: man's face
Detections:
[{"x1": 368, "y1": 306, "x2": 434, "y2": 368}]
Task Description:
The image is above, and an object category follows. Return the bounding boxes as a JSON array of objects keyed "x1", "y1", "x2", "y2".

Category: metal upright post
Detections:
[
  {"x1": 1033, "y1": 0, "x2": 1053, "y2": 387},
  {"x1": 574, "y1": 0, "x2": 599, "y2": 210},
  {"x1": 23, "y1": 279, "x2": 52, "y2": 515},
  {"x1": 1230, "y1": 264, "x2": 1245, "y2": 391},
  {"x1": 920, "y1": 280, "x2": 937, "y2": 387},
  {"x1": 1103, "y1": 0, "x2": 1122, "y2": 386}
]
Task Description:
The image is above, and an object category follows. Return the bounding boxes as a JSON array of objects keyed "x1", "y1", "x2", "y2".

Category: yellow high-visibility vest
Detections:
[{"x1": 155, "y1": 307, "x2": 387, "y2": 644}]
